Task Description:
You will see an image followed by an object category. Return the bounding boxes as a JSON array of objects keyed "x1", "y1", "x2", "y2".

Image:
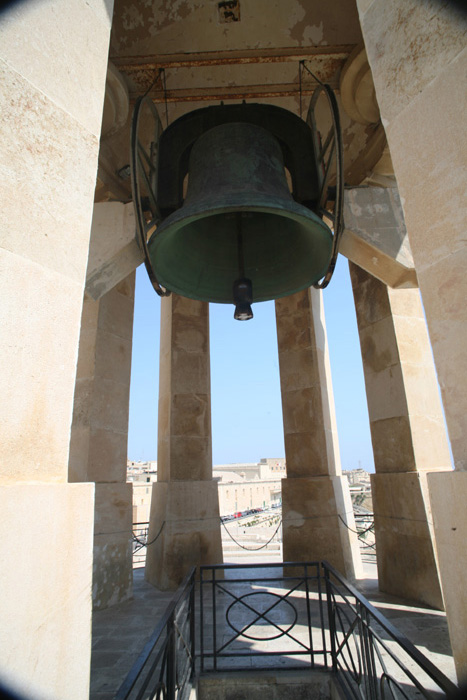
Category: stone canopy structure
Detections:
[{"x1": 0, "y1": 1, "x2": 466, "y2": 698}]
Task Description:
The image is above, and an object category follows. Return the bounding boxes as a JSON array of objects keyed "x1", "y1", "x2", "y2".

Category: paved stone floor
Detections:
[{"x1": 90, "y1": 555, "x2": 457, "y2": 699}]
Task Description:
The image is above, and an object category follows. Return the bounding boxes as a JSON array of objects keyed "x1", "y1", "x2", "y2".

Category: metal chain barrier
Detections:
[
  {"x1": 220, "y1": 516, "x2": 283, "y2": 551},
  {"x1": 132, "y1": 521, "x2": 165, "y2": 549}
]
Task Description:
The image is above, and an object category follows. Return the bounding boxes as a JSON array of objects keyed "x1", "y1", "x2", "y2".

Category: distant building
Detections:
[
  {"x1": 127, "y1": 461, "x2": 158, "y2": 522},
  {"x1": 342, "y1": 468, "x2": 371, "y2": 487},
  {"x1": 343, "y1": 468, "x2": 373, "y2": 512},
  {"x1": 128, "y1": 458, "x2": 285, "y2": 521},
  {"x1": 127, "y1": 460, "x2": 158, "y2": 480},
  {"x1": 129, "y1": 461, "x2": 377, "y2": 521}
]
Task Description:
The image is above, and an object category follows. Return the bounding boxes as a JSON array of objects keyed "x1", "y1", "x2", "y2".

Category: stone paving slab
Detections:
[{"x1": 90, "y1": 570, "x2": 174, "y2": 699}]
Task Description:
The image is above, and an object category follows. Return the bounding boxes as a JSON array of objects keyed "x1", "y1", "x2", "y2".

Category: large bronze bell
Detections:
[
  {"x1": 129, "y1": 101, "x2": 341, "y2": 318},
  {"x1": 147, "y1": 119, "x2": 333, "y2": 315}
]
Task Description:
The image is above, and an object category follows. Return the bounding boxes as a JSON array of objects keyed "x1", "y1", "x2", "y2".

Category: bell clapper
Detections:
[{"x1": 233, "y1": 213, "x2": 254, "y2": 321}]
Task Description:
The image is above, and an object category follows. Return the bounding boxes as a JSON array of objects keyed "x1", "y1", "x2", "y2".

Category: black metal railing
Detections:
[
  {"x1": 200, "y1": 561, "x2": 328, "y2": 672},
  {"x1": 132, "y1": 522, "x2": 150, "y2": 567},
  {"x1": 199, "y1": 561, "x2": 458, "y2": 700},
  {"x1": 115, "y1": 568, "x2": 196, "y2": 700},
  {"x1": 115, "y1": 561, "x2": 457, "y2": 700},
  {"x1": 324, "y1": 562, "x2": 458, "y2": 700},
  {"x1": 354, "y1": 514, "x2": 376, "y2": 562}
]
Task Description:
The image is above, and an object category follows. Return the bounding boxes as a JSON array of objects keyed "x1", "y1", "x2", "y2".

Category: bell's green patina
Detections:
[{"x1": 148, "y1": 122, "x2": 333, "y2": 304}]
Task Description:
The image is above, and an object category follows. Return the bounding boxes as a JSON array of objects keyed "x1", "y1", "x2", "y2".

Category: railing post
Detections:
[
  {"x1": 212, "y1": 567, "x2": 217, "y2": 672},
  {"x1": 200, "y1": 567, "x2": 205, "y2": 673},
  {"x1": 166, "y1": 611, "x2": 176, "y2": 700},
  {"x1": 190, "y1": 570, "x2": 195, "y2": 680},
  {"x1": 360, "y1": 604, "x2": 378, "y2": 700},
  {"x1": 324, "y1": 564, "x2": 338, "y2": 672},
  {"x1": 304, "y1": 564, "x2": 314, "y2": 668}
]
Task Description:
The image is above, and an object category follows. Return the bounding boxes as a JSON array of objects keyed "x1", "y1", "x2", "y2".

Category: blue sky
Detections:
[{"x1": 128, "y1": 257, "x2": 375, "y2": 471}]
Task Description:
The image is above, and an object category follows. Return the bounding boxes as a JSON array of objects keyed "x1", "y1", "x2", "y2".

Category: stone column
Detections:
[
  {"x1": 357, "y1": 0, "x2": 467, "y2": 676},
  {"x1": 350, "y1": 263, "x2": 451, "y2": 608},
  {"x1": 69, "y1": 274, "x2": 135, "y2": 610},
  {"x1": 145, "y1": 294, "x2": 223, "y2": 590},
  {"x1": 275, "y1": 289, "x2": 362, "y2": 580},
  {"x1": 0, "y1": 1, "x2": 113, "y2": 697}
]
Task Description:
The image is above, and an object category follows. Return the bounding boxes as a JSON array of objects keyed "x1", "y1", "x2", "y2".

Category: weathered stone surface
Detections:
[
  {"x1": 359, "y1": 0, "x2": 466, "y2": 126},
  {"x1": 357, "y1": 316, "x2": 400, "y2": 372},
  {"x1": 146, "y1": 294, "x2": 222, "y2": 589},
  {"x1": 87, "y1": 428, "x2": 128, "y2": 483},
  {"x1": 0, "y1": 250, "x2": 85, "y2": 484},
  {"x1": 363, "y1": 364, "x2": 408, "y2": 423},
  {"x1": 276, "y1": 293, "x2": 330, "y2": 478},
  {"x1": 350, "y1": 262, "x2": 392, "y2": 328},
  {"x1": 369, "y1": 417, "x2": 415, "y2": 473},
  {"x1": 350, "y1": 264, "x2": 452, "y2": 473},
  {"x1": 0, "y1": 1, "x2": 112, "y2": 696},
  {"x1": 146, "y1": 481, "x2": 223, "y2": 591},
  {"x1": 171, "y1": 393, "x2": 211, "y2": 436},
  {"x1": 359, "y1": 4, "x2": 466, "y2": 474},
  {"x1": 172, "y1": 351, "x2": 210, "y2": 395},
  {"x1": 356, "y1": 0, "x2": 374, "y2": 14},
  {"x1": 69, "y1": 275, "x2": 135, "y2": 484},
  {"x1": 276, "y1": 289, "x2": 362, "y2": 579},
  {"x1": 350, "y1": 264, "x2": 450, "y2": 605},
  {"x1": 357, "y1": 7, "x2": 465, "y2": 671},
  {"x1": 169, "y1": 436, "x2": 213, "y2": 481},
  {"x1": 282, "y1": 476, "x2": 362, "y2": 580},
  {"x1": 425, "y1": 317, "x2": 467, "y2": 470},
  {"x1": 281, "y1": 386, "x2": 324, "y2": 436},
  {"x1": 97, "y1": 278, "x2": 135, "y2": 339},
  {"x1": 0, "y1": 484, "x2": 94, "y2": 700},
  {"x1": 427, "y1": 471, "x2": 467, "y2": 679},
  {"x1": 86, "y1": 203, "x2": 143, "y2": 300},
  {"x1": 0, "y1": 54, "x2": 103, "y2": 484},
  {"x1": 371, "y1": 472, "x2": 445, "y2": 609},
  {"x1": 384, "y1": 53, "x2": 467, "y2": 277},
  {"x1": 0, "y1": 0, "x2": 112, "y2": 137},
  {"x1": 93, "y1": 483, "x2": 133, "y2": 610},
  {"x1": 156, "y1": 295, "x2": 214, "y2": 483},
  {"x1": 95, "y1": 329, "x2": 132, "y2": 385},
  {"x1": 340, "y1": 187, "x2": 417, "y2": 288},
  {"x1": 0, "y1": 60, "x2": 99, "y2": 284},
  {"x1": 68, "y1": 425, "x2": 92, "y2": 484},
  {"x1": 69, "y1": 276, "x2": 134, "y2": 610}
]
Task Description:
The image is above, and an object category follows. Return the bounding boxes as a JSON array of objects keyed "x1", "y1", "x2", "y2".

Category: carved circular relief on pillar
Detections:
[
  {"x1": 101, "y1": 61, "x2": 130, "y2": 139},
  {"x1": 340, "y1": 45, "x2": 380, "y2": 126}
]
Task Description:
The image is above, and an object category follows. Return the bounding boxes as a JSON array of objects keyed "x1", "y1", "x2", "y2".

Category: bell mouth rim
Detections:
[
  {"x1": 151, "y1": 197, "x2": 333, "y2": 240},
  {"x1": 148, "y1": 200, "x2": 333, "y2": 304}
]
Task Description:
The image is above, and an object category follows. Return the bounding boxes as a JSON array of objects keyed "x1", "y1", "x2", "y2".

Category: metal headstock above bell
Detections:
[{"x1": 131, "y1": 100, "x2": 343, "y2": 319}]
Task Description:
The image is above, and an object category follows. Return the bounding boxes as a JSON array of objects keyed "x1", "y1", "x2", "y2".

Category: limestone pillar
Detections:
[
  {"x1": 145, "y1": 295, "x2": 223, "y2": 590},
  {"x1": 356, "y1": 0, "x2": 466, "y2": 676},
  {"x1": 349, "y1": 263, "x2": 451, "y2": 608},
  {"x1": 0, "y1": 1, "x2": 113, "y2": 697},
  {"x1": 275, "y1": 289, "x2": 362, "y2": 580},
  {"x1": 69, "y1": 274, "x2": 135, "y2": 610}
]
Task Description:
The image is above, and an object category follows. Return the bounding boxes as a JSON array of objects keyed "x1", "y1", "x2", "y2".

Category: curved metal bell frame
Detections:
[
  {"x1": 130, "y1": 91, "x2": 344, "y2": 311},
  {"x1": 306, "y1": 83, "x2": 344, "y2": 289},
  {"x1": 130, "y1": 94, "x2": 170, "y2": 297}
]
